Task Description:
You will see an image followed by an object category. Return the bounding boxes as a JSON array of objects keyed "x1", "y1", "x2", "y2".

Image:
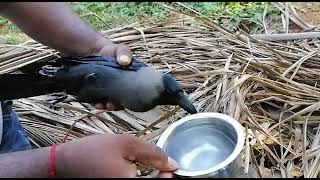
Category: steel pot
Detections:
[{"x1": 156, "y1": 113, "x2": 245, "y2": 178}]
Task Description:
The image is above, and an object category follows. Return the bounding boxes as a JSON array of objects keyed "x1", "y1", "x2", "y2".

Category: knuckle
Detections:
[
  {"x1": 120, "y1": 134, "x2": 137, "y2": 148},
  {"x1": 118, "y1": 43, "x2": 131, "y2": 52}
]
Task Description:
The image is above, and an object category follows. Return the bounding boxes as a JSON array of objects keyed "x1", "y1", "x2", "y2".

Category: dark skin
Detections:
[
  {"x1": 0, "y1": 2, "x2": 129, "y2": 110},
  {"x1": 0, "y1": 134, "x2": 177, "y2": 178},
  {"x1": 0, "y1": 2, "x2": 177, "y2": 178}
]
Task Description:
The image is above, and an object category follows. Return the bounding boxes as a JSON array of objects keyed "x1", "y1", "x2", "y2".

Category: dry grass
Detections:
[{"x1": 1, "y1": 3, "x2": 320, "y2": 178}]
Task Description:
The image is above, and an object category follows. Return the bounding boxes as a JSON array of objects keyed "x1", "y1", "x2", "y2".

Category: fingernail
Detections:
[
  {"x1": 119, "y1": 55, "x2": 131, "y2": 65},
  {"x1": 168, "y1": 156, "x2": 179, "y2": 170}
]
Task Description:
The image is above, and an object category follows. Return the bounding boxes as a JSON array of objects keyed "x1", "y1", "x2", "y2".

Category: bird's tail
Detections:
[{"x1": 0, "y1": 73, "x2": 64, "y2": 101}]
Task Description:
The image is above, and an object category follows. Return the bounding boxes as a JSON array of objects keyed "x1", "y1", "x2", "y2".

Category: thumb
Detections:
[
  {"x1": 125, "y1": 137, "x2": 178, "y2": 172},
  {"x1": 115, "y1": 43, "x2": 132, "y2": 66}
]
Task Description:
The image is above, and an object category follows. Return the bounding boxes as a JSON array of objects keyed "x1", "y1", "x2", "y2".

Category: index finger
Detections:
[{"x1": 124, "y1": 137, "x2": 178, "y2": 172}]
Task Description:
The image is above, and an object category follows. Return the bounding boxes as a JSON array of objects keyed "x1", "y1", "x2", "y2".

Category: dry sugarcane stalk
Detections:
[{"x1": 251, "y1": 32, "x2": 320, "y2": 42}]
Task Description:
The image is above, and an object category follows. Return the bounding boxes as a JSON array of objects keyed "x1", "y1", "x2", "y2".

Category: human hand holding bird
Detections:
[{"x1": 0, "y1": 55, "x2": 197, "y2": 114}]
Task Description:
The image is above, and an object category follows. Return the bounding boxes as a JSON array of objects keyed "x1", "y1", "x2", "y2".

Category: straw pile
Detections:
[{"x1": 1, "y1": 3, "x2": 320, "y2": 178}]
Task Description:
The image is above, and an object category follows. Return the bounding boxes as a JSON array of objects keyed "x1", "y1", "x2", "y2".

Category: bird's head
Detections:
[{"x1": 156, "y1": 73, "x2": 197, "y2": 114}]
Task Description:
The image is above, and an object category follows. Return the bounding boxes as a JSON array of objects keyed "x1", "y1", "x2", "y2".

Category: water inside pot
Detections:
[{"x1": 163, "y1": 118, "x2": 237, "y2": 172}]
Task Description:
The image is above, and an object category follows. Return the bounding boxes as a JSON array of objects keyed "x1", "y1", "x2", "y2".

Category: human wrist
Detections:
[{"x1": 53, "y1": 143, "x2": 69, "y2": 178}]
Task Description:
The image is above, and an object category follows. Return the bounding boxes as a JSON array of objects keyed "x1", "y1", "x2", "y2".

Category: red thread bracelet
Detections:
[{"x1": 49, "y1": 144, "x2": 57, "y2": 178}]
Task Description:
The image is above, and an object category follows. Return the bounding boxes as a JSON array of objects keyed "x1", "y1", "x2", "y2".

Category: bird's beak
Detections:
[{"x1": 176, "y1": 92, "x2": 197, "y2": 114}]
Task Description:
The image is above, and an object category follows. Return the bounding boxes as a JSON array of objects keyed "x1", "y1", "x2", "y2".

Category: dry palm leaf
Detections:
[{"x1": 1, "y1": 4, "x2": 320, "y2": 177}]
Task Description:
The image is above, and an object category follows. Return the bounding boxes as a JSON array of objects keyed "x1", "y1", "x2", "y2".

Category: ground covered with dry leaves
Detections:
[{"x1": 1, "y1": 3, "x2": 320, "y2": 178}]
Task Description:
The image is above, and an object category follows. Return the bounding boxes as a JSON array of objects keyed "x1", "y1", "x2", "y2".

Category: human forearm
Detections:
[
  {"x1": 0, "y1": 2, "x2": 109, "y2": 57},
  {"x1": 0, "y1": 2, "x2": 137, "y2": 111},
  {"x1": 0, "y1": 134, "x2": 176, "y2": 178},
  {"x1": 0, "y1": 146, "x2": 51, "y2": 178}
]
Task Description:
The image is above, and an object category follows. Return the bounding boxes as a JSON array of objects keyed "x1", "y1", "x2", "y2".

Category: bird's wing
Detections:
[
  {"x1": 0, "y1": 73, "x2": 64, "y2": 100},
  {"x1": 58, "y1": 56, "x2": 148, "y2": 71}
]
